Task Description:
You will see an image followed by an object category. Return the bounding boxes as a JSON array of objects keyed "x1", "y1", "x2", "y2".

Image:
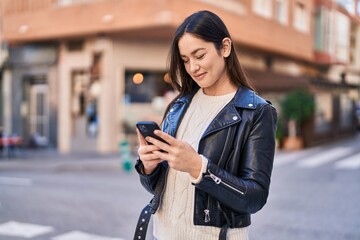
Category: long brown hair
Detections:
[{"x1": 168, "y1": 10, "x2": 254, "y2": 96}]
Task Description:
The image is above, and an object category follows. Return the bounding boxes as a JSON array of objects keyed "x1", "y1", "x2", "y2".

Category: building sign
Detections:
[{"x1": 9, "y1": 44, "x2": 57, "y2": 66}]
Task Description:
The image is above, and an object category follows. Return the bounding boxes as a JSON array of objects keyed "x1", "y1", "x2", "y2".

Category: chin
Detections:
[{"x1": 195, "y1": 81, "x2": 210, "y2": 88}]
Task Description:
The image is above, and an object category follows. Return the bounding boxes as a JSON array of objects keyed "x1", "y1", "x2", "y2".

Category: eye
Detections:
[
  {"x1": 196, "y1": 54, "x2": 205, "y2": 60},
  {"x1": 182, "y1": 58, "x2": 189, "y2": 64}
]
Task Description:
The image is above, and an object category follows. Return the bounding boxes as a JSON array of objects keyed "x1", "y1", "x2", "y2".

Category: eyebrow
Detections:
[{"x1": 180, "y1": 48, "x2": 206, "y2": 58}]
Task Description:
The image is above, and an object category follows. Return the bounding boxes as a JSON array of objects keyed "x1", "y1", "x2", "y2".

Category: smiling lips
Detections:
[{"x1": 193, "y1": 72, "x2": 206, "y2": 80}]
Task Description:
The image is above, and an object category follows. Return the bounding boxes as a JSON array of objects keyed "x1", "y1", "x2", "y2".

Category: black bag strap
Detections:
[
  {"x1": 133, "y1": 201, "x2": 230, "y2": 240},
  {"x1": 218, "y1": 204, "x2": 231, "y2": 240},
  {"x1": 219, "y1": 224, "x2": 228, "y2": 240},
  {"x1": 133, "y1": 162, "x2": 167, "y2": 240},
  {"x1": 133, "y1": 204, "x2": 152, "y2": 240}
]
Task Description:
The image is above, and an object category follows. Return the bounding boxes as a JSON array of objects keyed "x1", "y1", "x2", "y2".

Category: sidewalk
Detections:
[
  {"x1": 1, "y1": 132, "x2": 359, "y2": 172},
  {"x1": 274, "y1": 131, "x2": 360, "y2": 164},
  {"x1": 0, "y1": 148, "x2": 130, "y2": 172}
]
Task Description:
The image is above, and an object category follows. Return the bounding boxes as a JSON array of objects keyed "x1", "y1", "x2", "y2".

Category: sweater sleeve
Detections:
[{"x1": 190, "y1": 155, "x2": 209, "y2": 184}]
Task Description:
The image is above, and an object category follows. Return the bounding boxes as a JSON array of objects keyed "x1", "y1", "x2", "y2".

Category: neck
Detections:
[{"x1": 203, "y1": 81, "x2": 237, "y2": 96}]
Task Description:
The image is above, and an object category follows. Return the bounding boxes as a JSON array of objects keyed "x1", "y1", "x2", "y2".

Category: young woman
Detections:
[{"x1": 134, "y1": 10, "x2": 277, "y2": 240}]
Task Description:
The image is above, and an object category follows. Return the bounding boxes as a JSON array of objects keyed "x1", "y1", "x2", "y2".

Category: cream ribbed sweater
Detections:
[{"x1": 153, "y1": 89, "x2": 249, "y2": 240}]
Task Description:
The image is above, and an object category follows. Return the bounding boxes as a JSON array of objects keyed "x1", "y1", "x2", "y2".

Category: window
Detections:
[
  {"x1": 314, "y1": 8, "x2": 324, "y2": 51},
  {"x1": 350, "y1": 24, "x2": 360, "y2": 65},
  {"x1": 122, "y1": 70, "x2": 174, "y2": 133},
  {"x1": 66, "y1": 40, "x2": 84, "y2": 52},
  {"x1": 314, "y1": 93, "x2": 333, "y2": 134},
  {"x1": 336, "y1": 0, "x2": 355, "y2": 15},
  {"x1": 252, "y1": 0, "x2": 272, "y2": 18},
  {"x1": 325, "y1": 10, "x2": 336, "y2": 55},
  {"x1": 293, "y1": 2, "x2": 309, "y2": 33},
  {"x1": 335, "y1": 12, "x2": 350, "y2": 62},
  {"x1": 194, "y1": 0, "x2": 246, "y2": 15},
  {"x1": 30, "y1": 84, "x2": 49, "y2": 146},
  {"x1": 357, "y1": 0, "x2": 360, "y2": 16},
  {"x1": 340, "y1": 94, "x2": 353, "y2": 129},
  {"x1": 275, "y1": 0, "x2": 288, "y2": 24},
  {"x1": 124, "y1": 70, "x2": 172, "y2": 104}
]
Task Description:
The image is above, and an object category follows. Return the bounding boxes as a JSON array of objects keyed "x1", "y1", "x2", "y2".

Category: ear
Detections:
[{"x1": 221, "y1": 37, "x2": 232, "y2": 58}]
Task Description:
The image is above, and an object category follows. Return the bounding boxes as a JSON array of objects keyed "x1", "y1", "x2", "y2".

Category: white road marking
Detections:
[
  {"x1": 0, "y1": 221, "x2": 53, "y2": 238},
  {"x1": 52, "y1": 231, "x2": 124, "y2": 240},
  {"x1": 0, "y1": 176, "x2": 33, "y2": 186},
  {"x1": 274, "y1": 146, "x2": 323, "y2": 167},
  {"x1": 297, "y1": 147, "x2": 352, "y2": 168},
  {"x1": 274, "y1": 151, "x2": 309, "y2": 166},
  {"x1": 274, "y1": 152, "x2": 301, "y2": 166},
  {"x1": 334, "y1": 152, "x2": 360, "y2": 169}
]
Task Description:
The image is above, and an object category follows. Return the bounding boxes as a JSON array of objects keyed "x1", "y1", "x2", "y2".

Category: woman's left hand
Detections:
[{"x1": 145, "y1": 130, "x2": 202, "y2": 178}]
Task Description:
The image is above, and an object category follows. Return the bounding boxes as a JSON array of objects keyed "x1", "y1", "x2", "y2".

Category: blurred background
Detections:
[{"x1": 0, "y1": 0, "x2": 360, "y2": 240}]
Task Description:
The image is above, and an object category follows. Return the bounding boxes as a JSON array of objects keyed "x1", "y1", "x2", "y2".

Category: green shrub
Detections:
[{"x1": 281, "y1": 89, "x2": 315, "y2": 124}]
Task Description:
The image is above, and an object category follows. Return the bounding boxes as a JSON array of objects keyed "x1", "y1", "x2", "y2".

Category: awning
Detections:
[
  {"x1": 244, "y1": 68, "x2": 310, "y2": 93},
  {"x1": 310, "y1": 78, "x2": 359, "y2": 90}
]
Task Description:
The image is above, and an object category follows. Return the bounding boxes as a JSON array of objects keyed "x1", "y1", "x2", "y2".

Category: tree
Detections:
[{"x1": 281, "y1": 89, "x2": 315, "y2": 148}]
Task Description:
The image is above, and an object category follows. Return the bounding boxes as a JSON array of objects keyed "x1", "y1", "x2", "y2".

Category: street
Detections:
[{"x1": 1, "y1": 133, "x2": 360, "y2": 240}]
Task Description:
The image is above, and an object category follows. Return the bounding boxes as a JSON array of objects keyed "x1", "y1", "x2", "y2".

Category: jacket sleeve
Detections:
[
  {"x1": 195, "y1": 103, "x2": 278, "y2": 214},
  {"x1": 135, "y1": 159, "x2": 166, "y2": 195}
]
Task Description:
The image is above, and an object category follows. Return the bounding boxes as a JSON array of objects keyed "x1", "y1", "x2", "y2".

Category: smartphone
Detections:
[{"x1": 136, "y1": 121, "x2": 167, "y2": 145}]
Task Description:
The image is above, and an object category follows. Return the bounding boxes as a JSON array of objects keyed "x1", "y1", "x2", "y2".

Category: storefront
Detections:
[
  {"x1": 302, "y1": 78, "x2": 359, "y2": 146},
  {"x1": 245, "y1": 67, "x2": 359, "y2": 148},
  {"x1": 57, "y1": 36, "x2": 173, "y2": 153},
  {"x1": 6, "y1": 43, "x2": 58, "y2": 148}
]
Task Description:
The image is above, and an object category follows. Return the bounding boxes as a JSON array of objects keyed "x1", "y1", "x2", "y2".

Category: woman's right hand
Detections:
[{"x1": 136, "y1": 129, "x2": 164, "y2": 174}]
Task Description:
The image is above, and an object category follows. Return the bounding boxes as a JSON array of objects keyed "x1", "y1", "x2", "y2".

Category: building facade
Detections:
[
  {"x1": 1, "y1": 0, "x2": 359, "y2": 153},
  {"x1": 310, "y1": 0, "x2": 360, "y2": 145}
]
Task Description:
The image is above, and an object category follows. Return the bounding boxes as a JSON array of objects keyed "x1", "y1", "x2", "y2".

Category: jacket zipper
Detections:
[
  {"x1": 204, "y1": 209, "x2": 211, "y2": 223},
  {"x1": 201, "y1": 127, "x2": 237, "y2": 223},
  {"x1": 203, "y1": 195, "x2": 213, "y2": 223},
  {"x1": 207, "y1": 170, "x2": 245, "y2": 195}
]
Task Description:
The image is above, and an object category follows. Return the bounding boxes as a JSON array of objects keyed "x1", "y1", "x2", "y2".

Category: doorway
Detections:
[
  {"x1": 29, "y1": 83, "x2": 49, "y2": 146},
  {"x1": 70, "y1": 70, "x2": 98, "y2": 152}
]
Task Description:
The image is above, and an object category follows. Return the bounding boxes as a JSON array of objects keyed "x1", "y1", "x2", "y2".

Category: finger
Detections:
[
  {"x1": 136, "y1": 129, "x2": 148, "y2": 145},
  {"x1": 152, "y1": 150, "x2": 169, "y2": 160},
  {"x1": 146, "y1": 136, "x2": 171, "y2": 152},
  {"x1": 138, "y1": 144, "x2": 162, "y2": 155},
  {"x1": 154, "y1": 130, "x2": 177, "y2": 145},
  {"x1": 141, "y1": 153, "x2": 162, "y2": 162}
]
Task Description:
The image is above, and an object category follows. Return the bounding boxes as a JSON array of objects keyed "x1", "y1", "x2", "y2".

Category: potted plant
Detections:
[{"x1": 281, "y1": 89, "x2": 315, "y2": 150}]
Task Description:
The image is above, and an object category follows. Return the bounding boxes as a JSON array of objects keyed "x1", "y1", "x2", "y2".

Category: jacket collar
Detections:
[
  {"x1": 233, "y1": 87, "x2": 257, "y2": 109},
  {"x1": 170, "y1": 87, "x2": 258, "y2": 139},
  {"x1": 174, "y1": 87, "x2": 258, "y2": 110}
]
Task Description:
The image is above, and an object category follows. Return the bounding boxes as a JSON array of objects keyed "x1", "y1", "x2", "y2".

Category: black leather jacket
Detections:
[{"x1": 135, "y1": 87, "x2": 277, "y2": 230}]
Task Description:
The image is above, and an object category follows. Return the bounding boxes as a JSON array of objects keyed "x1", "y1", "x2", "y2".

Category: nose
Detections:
[{"x1": 189, "y1": 60, "x2": 199, "y2": 73}]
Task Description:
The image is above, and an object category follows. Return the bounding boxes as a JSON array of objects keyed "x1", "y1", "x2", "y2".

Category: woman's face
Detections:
[{"x1": 178, "y1": 33, "x2": 233, "y2": 95}]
